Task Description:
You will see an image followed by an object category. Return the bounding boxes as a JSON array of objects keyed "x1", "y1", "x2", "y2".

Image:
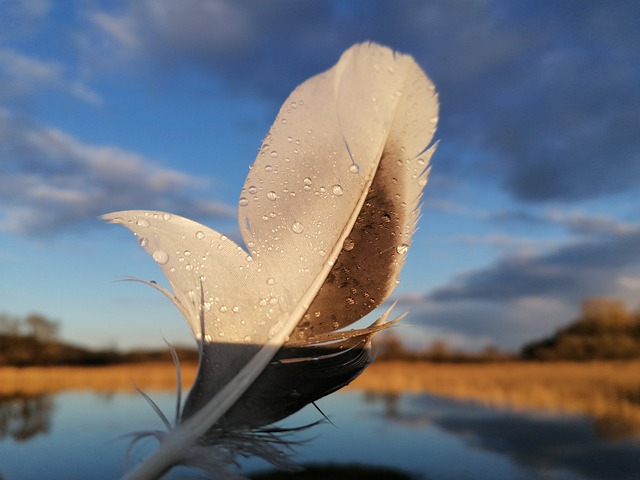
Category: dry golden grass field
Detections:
[
  {"x1": 1, "y1": 360, "x2": 639, "y2": 433},
  {"x1": 350, "y1": 360, "x2": 640, "y2": 435}
]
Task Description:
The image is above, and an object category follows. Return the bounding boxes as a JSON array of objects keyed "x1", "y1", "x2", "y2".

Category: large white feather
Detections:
[{"x1": 102, "y1": 42, "x2": 438, "y2": 479}]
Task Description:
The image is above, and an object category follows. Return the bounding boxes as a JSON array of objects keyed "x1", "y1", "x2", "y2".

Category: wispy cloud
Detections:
[
  {"x1": 0, "y1": 48, "x2": 101, "y2": 106},
  {"x1": 431, "y1": 226, "x2": 640, "y2": 304},
  {"x1": 396, "y1": 223, "x2": 640, "y2": 350},
  {"x1": 489, "y1": 208, "x2": 636, "y2": 237},
  {"x1": 0, "y1": 111, "x2": 234, "y2": 235}
]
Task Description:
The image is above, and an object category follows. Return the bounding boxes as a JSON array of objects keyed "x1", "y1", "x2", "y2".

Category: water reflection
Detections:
[
  {"x1": 0, "y1": 390, "x2": 637, "y2": 480},
  {"x1": 364, "y1": 392, "x2": 640, "y2": 480},
  {"x1": 0, "y1": 394, "x2": 53, "y2": 442}
]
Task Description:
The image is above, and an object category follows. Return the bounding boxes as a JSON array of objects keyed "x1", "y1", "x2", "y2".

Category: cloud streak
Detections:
[
  {"x1": 0, "y1": 111, "x2": 234, "y2": 235},
  {"x1": 0, "y1": 48, "x2": 101, "y2": 106},
  {"x1": 396, "y1": 222, "x2": 640, "y2": 350}
]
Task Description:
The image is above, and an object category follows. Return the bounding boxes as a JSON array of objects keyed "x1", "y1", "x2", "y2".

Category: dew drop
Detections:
[
  {"x1": 267, "y1": 277, "x2": 276, "y2": 286},
  {"x1": 138, "y1": 236, "x2": 149, "y2": 247},
  {"x1": 239, "y1": 197, "x2": 249, "y2": 207},
  {"x1": 314, "y1": 311, "x2": 321, "y2": 318},
  {"x1": 343, "y1": 238, "x2": 355, "y2": 251},
  {"x1": 258, "y1": 298, "x2": 268, "y2": 307},
  {"x1": 219, "y1": 305, "x2": 228, "y2": 313},
  {"x1": 270, "y1": 151, "x2": 278, "y2": 158},
  {"x1": 349, "y1": 164, "x2": 359, "y2": 174},
  {"x1": 396, "y1": 244, "x2": 409, "y2": 255},
  {"x1": 232, "y1": 306, "x2": 240, "y2": 313},
  {"x1": 152, "y1": 250, "x2": 169, "y2": 264},
  {"x1": 264, "y1": 164, "x2": 273, "y2": 172},
  {"x1": 318, "y1": 249, "x2": 326, "y2": 256},
  {"x1": 244, "y1": 335, "x2": 252, "y2": 342},
  {"x1": 162, "y1": 213, "x2": 172, "y2": 221},
  {"x1": 136, "y1": 218, "x2": 150, "y2": 227},
  {"x1": 346, "y1": 297, "x2": 356, "y2": 305},
  {"x1": 195, "y1": 231, "x2": 205, "y2": 240},
  {"x1": 292, "y1": 221, "x2": 304, "y2": 234},
  {"x1": 382, "y1": 213, "x2": 391, "y2": 223},
  {"x1": 185, "y1": 264, "x2": 193, "y2": 271},
  {"x1": 417, "y1": 157, "x2": 425, "y2": 166},
  {"x1": 184, "y1": 250, "x2": 191, "y2": 256},
  {"x1": 331, "y1": 184, "x2": 344, "y2": 196},
  {"x1": 303, "y1": 177, "x2": 312, "y2": 186},
  {"x1": 266, "y1": 191, "x2": 277, "y2": 201}
]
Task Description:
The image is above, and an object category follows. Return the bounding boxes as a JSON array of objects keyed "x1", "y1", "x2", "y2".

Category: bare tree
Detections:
[{"x1": 25, "y1": 314, "x2": 59, "y2": 344}]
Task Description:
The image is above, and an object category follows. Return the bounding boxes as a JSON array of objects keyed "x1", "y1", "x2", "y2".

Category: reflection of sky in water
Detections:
[{"x1": 0, "y1": 391, "x2": 638, "y2": 479}]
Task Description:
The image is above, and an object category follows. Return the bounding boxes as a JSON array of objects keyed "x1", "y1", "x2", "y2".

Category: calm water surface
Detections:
[{"x1": 1, "y1": 390, "x2": 638, "y2": 479}]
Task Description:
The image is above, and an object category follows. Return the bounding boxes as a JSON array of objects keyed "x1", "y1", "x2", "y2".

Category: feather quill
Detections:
[{"x1": 102, "y1": 42, "x2": 438, "y2": 479}]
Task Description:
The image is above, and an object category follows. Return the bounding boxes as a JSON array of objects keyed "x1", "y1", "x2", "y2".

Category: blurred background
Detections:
[
  {"x1": 1, "y1": 0, "x2": 638, "y2": 353},
  {"x1": 1, "y1": 2, "x2": 639, "y2": 478}
]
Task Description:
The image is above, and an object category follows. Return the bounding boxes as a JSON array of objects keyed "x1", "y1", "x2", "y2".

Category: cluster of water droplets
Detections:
[{"x1": 124, "y1": 212, "x2": 292, "y2": 344}]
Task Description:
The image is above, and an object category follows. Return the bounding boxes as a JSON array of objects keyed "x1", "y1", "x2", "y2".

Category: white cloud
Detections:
[
  {"x1": 0, "y1": 111, "x2": 234, "y2": 235},
  {"x1": 0, "y1": 48, "x2": 101, "y2": 105},
  {"x1": 89, "y1": 11, "x2": 140, "y2": 49}
]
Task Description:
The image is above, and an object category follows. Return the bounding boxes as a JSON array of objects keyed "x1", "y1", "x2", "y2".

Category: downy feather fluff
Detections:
[{"x1": 103, "y1": 42, "x2": 438, "y2": 479}]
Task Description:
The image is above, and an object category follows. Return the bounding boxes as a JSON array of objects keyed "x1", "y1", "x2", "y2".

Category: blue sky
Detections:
[{"x1": 1, "y1": 1, "x2": 639, "y2": 352}]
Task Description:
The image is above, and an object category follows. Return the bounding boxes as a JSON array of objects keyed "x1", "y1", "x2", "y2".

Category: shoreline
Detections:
[{"x1": 2, "y1": 360, "x2": 639, "y2": 432}]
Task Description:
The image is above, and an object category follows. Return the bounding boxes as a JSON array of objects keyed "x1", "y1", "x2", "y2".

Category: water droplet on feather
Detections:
[{"x1": 152, "y1": 250, "x2": 169, "y2": 264}]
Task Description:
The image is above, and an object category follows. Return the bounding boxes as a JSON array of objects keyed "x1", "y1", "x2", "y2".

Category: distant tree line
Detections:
[
  {"x1": 375, "y1": 332, "x2": 514, "y2": 363},
  {"x1": 0, "y1": 313, "x2": 59, "y2": 343},
  {"x1": 376, "y1": 297, "x2": 640, "y2": 362},
  {"x1": 0, "y1": 312, "x2": 198, "y2": 366},
  {"x1": 522, "y1": 297, "x2": 640, "y2": 361},
  {"x1": 3, "y1": 296, "x2": 638, "y2": 365}
]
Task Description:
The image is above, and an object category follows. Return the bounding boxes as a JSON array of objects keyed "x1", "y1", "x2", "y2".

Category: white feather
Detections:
[{"x1": 102, "y1": 42, "x2": 438, "y2": 479}]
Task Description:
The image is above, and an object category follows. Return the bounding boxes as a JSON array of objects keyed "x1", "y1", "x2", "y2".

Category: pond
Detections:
[{"x1": 1, "y1": 390, "x2": 638, "y2": 479}]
